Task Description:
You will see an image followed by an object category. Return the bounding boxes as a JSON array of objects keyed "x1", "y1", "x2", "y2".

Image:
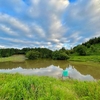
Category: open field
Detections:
[
  {"x1": 69, "y1": 55, "x2": 100, "y2": 62},
  {"x1": 0, "y1": 55, "x2": 26, "y2": 62},
  {"x1": 0, "y1": 73, "x2": 100, "y2": 100}
]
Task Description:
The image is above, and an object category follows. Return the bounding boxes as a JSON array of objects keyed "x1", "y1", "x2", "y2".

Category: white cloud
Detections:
[
  {"x1": 31, "y1": 23, "x2": 46, "y2": 38},
  {"x1": 63, "y1": 0, "x2": 100, "y2": 46},
  {"x1": 0, "y1": 13, "x2": 30, "y2": 32},
  {"x1": 0, "y1": 24, "x2": 18, "y2": 36},
  {"x1": 0, "y1": 0, "x2": 100, "y2": 49},
  {"x1": 0, "y1": 45, "x2": 5, "y2": 48}
]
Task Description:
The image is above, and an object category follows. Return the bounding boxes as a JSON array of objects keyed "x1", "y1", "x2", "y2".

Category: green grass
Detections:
[
  {"x1": 0, "y1": 55, "x2": 25, "y2": 62},
  {"x1": 69, "y1": 55, "x2": 100, "y2": 62},
  {"x1": 0, "y1": 73, "x2": 100, "y2": 100}
]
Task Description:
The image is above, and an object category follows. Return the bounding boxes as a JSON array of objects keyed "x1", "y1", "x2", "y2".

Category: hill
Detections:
[{"x1": 72, "y1": 37, "x2": 100, "y2": 56}]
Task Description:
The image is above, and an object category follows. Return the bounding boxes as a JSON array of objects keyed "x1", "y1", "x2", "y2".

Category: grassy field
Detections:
[
  {"x1": 0, "y1": 73, "x2": 100, "y2": 100},
  {"x1": 0, "y1": 55, "x2": 25, "y2": 62},
  {"x1": 69, "y1": 55, "x2": 100, "y2": 62}
]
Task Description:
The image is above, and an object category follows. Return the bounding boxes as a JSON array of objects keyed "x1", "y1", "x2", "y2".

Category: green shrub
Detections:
[
  {"x1": 52, "y1": 50, "x2": 70, "y2": 60},
  {"x1": 26, "y1": 51, "x2": 40, "y2": 60},
  {"x1": 75, "y1": 45, "x2": 87, "y2": 56}
]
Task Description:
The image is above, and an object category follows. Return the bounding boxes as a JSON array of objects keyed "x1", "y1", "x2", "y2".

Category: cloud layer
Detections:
[{"x1": 0, "y1": 0, "x2": 100, "y2": 49}]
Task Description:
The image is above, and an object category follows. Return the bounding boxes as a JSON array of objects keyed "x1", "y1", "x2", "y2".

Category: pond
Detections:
[{"x1": 0, "y1": 59, "x2": 100, "y2": 80}]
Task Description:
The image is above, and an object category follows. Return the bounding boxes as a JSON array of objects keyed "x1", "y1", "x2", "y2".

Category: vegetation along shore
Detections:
[
  {"x1": 0, "y1": 37, "x2": 100, "y2": 62},
  {"x1": 0, "y1": 73, "x2": 100, "y2": 100}
]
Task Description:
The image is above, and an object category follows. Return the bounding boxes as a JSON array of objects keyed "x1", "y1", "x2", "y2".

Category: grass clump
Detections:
[
  {"x1": 74, "y1": 81, "x2": 100, "y2": 100},
  {"x1": 0, "y1": 73, "x2": 100, "y2": 100}
]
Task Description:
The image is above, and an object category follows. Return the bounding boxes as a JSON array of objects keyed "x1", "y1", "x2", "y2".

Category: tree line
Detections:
[
  {"x1": 0, "y1": 47, "x2": 70, "y2": 60},
  {"x1": 0, "y1": 36, "x2": 100, "y2": 59}
]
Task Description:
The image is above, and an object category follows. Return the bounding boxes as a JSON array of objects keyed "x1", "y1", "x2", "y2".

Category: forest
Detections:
[{"x1": 0, "y1": 36, "x2": 100, "y2": 60}]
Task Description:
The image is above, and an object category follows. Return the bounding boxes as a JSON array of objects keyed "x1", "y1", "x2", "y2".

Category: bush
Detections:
[
  {"x1": 52, "y1": 50, "x2": 70, "y2": 60},
  {"x1": 26, "y1": 51, "x2": 40, "y2": 60},
  {"x1": 75, "y1": 45, "x2": 87, "y2": 56}
]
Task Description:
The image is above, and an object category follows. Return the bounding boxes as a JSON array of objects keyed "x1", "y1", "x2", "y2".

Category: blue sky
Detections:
[
  {"x1": 69, "y1": 0, "x2": 77, "y2": 3},
  {"x1": 0, "y1": 0, "x2": 100, "y2": 50}
]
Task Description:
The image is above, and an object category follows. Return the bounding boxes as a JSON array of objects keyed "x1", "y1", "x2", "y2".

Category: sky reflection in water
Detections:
[{"x1": 0, "y1": 65, "x2": 95, "y2": 81}]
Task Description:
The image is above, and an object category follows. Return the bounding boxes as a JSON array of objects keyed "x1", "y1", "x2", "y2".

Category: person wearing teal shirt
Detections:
[
  {"x1": 62, "y1": 70, "x2": 68, "y2": 77},
  {"x1": 62, "y1": 69, "x2": 70, "y2": 80}
]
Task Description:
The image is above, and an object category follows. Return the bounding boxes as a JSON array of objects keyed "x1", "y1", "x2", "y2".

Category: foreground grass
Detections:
[
  {"x1": 0, "y1": 55, "x2": 25, "y2": 62},
  {"x1": 69, "y1": 55, "x2": 100, "y2": 62},
  {"x1": 0, "y1": 74, "x2": 100, "y2": 100}
]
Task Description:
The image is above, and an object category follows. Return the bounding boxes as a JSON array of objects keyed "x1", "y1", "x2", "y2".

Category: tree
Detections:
[
  {"x1": 52, "y1": 50, "x2": 70, "y2": 60},
  {"x1": 26, "y1": 51, "x2": 40, "y2": 60},
  {"x1": 76, "y1": 45, "x2": 87, "y2": 56},
  {"x1": 35, "y1": 48, "x2": 52, "y2": 58}
]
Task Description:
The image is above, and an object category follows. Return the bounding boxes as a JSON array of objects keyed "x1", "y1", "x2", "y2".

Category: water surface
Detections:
[{"x1": 0, "y1": 59, "x2": 100, "y2": 79}]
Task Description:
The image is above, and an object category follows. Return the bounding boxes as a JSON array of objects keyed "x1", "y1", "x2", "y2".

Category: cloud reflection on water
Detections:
[{"x1": 0, "y1": 65, "x2": 95, "y2": 81}]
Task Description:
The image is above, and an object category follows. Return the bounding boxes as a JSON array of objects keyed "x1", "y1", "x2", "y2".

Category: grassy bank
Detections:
[
  {"x1": 0, "y1": 74, "x2": 100, "y2": 100},
  {"x1": 0, "y1": 55, "x2": 100, "y2": 63},
  {"x1": 0, "y1": 55, "x2": 25, "y2": 62},
  {"x1": 69, "y1": 55, "x2": 100, "y2": 62}
]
